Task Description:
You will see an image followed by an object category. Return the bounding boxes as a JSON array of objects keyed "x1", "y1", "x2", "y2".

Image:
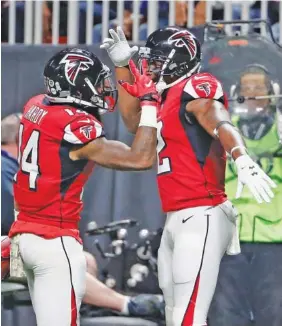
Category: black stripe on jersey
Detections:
[
  {"x1": 59, "y1": 140, "x2": 88, "y2": 196},
  {"x1": 179, "y1": 91, "x2": 213, "y2": 168}
]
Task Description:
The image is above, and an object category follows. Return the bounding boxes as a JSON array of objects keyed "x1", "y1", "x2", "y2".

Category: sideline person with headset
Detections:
[{"x1": 209, "y1": 64, "x2": 282, "y2": 326}]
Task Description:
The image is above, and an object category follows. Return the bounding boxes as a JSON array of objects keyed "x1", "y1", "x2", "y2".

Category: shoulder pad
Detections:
[
  {"x1": 183, "y1": 73, "x2": 224, "y2": 100},
  {"x1": 63, "y1": 109, "x2": 104, "y2": 145}
]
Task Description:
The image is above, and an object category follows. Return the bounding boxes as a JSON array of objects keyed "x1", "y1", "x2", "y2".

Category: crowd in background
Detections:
[{"x1": 1, "y1": 0, "x2": 281, "y2": 44}]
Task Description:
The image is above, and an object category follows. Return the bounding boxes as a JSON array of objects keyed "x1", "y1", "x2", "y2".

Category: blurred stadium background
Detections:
[{"x1": 1, "y1": 1, "x2": 282, "y2": 326}]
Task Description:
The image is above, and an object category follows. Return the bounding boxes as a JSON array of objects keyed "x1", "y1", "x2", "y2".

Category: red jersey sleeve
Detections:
[
  {"x1": 183, "y1": 73, "x2": 228, "y2": 108},
  {"x1": 63, "y1": 115, "x2": 105, "y2": 145}
]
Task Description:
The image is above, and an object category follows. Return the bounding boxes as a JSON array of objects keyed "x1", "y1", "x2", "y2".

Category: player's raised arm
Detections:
[
  {"x1": 100, "y1": 26, "x2": 141, "y2": 134},
  {"x1": 186, "y1": 94, "x2": 277, "y2": 204},
  {"x1": 70, "y1": 60, "x2": 158, "y2": 171}
]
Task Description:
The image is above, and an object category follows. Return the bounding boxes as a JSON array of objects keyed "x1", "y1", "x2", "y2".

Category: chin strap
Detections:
[
  {"x1": 45, "y1": 94, "x2": 108, "y2": 115},
  {"x1": 156, "y1": 62, "x2": 201, "y2": 94}
]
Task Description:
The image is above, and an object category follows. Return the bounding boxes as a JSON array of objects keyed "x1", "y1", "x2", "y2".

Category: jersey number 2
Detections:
[
  {"x1": 15, "y1": 124, "x2": 40, "y2": 190},
  {"x1": 157, "y1": 121, "x2": 171, "y2": 175}
]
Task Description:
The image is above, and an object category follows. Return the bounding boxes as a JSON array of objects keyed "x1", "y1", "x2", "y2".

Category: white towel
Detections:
[
  {"x1": 226, "y1": 214, "x2": 241, "y2": 255},
  {"x1": 10, "y1": 234, "x2": 26, "y2": 279}
]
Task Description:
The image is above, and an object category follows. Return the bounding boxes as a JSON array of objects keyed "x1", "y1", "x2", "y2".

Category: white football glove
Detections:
[
  {"x1": 235, "y1": 154, "x2": 277, "y2": 204},
  {"x1": 100, "y1": 26, "x2": 138, "y2": 67}
]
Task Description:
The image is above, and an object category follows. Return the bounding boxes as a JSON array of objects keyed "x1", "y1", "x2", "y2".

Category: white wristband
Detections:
[{"x1": 138, "y1": 105, "x2": 158, "y2": 129}]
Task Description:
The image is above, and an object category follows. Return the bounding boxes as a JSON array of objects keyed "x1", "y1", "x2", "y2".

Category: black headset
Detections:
[{"x1": 230, "y1": 64, "x2": 280, "y2": 105}]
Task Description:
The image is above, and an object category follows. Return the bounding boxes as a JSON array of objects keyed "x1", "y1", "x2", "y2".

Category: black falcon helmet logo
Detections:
[{"x1": 60, "y1": 53, "x2": 94, "y2": 86}]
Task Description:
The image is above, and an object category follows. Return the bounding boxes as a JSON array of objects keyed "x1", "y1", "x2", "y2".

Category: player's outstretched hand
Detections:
[
  {"x1": 235, "y1": 155, "x2": 277, "y2": 204},
  {"x1": 100, "y1": 26, "x2": 138, "y2": 67},
  {"x1": 119, "y1": 59, "x2": 160, "y2": 107}
]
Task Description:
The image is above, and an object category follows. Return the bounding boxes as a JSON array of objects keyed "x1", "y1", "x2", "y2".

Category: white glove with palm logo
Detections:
[
  {"x1": 235, "y1": 154, "x2": 277, "y2": 204},
  {"x1": 100, "y1": 26, "x2": 138, "y2": 67}
]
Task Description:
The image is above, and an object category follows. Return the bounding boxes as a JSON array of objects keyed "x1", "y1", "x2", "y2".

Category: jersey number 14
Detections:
[{"x1": 14, "y1": 124, "x2": 40, "y2": 190}]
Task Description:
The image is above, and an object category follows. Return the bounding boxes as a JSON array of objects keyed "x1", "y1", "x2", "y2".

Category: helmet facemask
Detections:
[
  {"x1": 86, "y1": 67, "x2": 118, "y2": 115},
  {"x1": 139, "y1": 47, "x2": 201, "y2": 93}
]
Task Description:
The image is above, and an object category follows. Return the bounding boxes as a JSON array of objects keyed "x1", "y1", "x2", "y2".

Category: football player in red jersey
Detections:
[
  {"x1": 101, "y1": 27, "x2": 277, "y2": 326},
  {"x1": 8, "y1": 47, "x2": 159, "y2": 326}
]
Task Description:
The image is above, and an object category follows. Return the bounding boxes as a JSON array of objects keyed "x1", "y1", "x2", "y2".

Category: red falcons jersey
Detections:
[
  {"x1": 9, "y1": 95, "x2": 104, "y2": 243},
  {"x1": 157, "y1": 73, "x2": 228, "y2": 212}
]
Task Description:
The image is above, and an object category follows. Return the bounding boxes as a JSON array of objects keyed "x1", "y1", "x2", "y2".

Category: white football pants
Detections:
[
  {"x1": 158, "y1": 200, "x2": 236, "y2": 326},
  {"x1": 19, "y1": 234, "x2": 86, "y2": 326}
]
